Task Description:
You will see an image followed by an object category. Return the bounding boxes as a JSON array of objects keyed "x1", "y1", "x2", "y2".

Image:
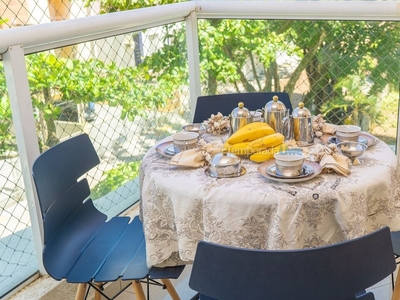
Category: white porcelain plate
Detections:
[{"x1": 258, "y1": 160, "x2": 322, "y2": 183}]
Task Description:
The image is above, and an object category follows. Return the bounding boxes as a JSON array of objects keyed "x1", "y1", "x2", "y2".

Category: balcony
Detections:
[{"x1": 1, "y1": 1, "x2": 400, "y2": 299}]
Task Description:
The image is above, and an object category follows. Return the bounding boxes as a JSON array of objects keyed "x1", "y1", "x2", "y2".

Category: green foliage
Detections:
[
  {"x1": 84, "y1": 0, "x2": 185, "y2": 14},
  {"x1": 23, "y1": 52, "x2": 176, "y2": 148},
  {"x1": 90, "y1": 161, "x2": 140, "y2": 199},
  {"x1": 321, "y1": 73, "x2": 381, "y2": 130},
  {"x1": 0, "y1": 93, "x2": 16, "y2": 158},
  {"x1": 0, "y1": 62, "x2": 17, "y2": 158}
]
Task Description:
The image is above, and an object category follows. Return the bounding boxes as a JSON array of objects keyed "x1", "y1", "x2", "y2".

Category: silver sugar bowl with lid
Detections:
[
  {"x1": 230, "y1": 102, "x2": 252, "y2": 134},
  {"x1": 208, "y1": 149, "x2": 244, "y2": 178},
  {"x1": 264, "y1": 95, "x2": 290, "y2": 134}
]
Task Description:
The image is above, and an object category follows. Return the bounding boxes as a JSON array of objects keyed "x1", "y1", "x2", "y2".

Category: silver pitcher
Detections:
[
  {"x1": 264, "y1": 95, "x2": 290, "y2": 134},
  {"x1": 289, "y1": 102, "x2": 314, "y2": 147},
  {"x1": 230, "y1": 102, "x2": 253, "y2": 134}
]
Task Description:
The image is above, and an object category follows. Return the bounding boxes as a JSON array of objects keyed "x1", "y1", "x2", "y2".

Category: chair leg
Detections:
[
  {"x1": 132, "y1": 280, "x2": 146, "y2": 300},
  {"x1": 75, "y1": 283, "x2": 87, "y2": 300},
  {"x1": 392, "y1": 268, "x2": 400, "y2": 300},
  {"x1": 94, "y1": 283, "x2": 103, "y2": 300},
  {"x1": 161, "y1": 279, "x2": 181, "y2": 300}
]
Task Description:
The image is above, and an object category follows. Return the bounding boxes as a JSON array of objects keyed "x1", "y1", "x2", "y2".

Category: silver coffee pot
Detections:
[
  {"x1": 264, "y1": 95, "x2": 290, "y2": 134},
  {"x1": 288, "y1": 102, "x2": 314, "y2": 146},
  {"x1": 230, "y1": 102, "x2": 252, "y2": 134}
]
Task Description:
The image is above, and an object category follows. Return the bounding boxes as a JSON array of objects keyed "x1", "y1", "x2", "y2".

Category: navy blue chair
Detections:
[
  {"x1": 32, "y1": 133, "x2": 184, "y2": 300},
  {"x1": 189, "y1": 227, "x2": 395, "y2": 300},
  {"x1": 390, "y1": 231, "x2": 400, "y2": 294},
  {"x1": 192, "y1": 92, "x2": 293, "y2": 123}
]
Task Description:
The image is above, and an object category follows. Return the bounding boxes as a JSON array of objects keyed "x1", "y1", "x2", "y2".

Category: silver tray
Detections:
[
  {"x1": 205, "y1": 166, "x2": 246, "y2": 178},
  {"x1": 266, "y1": 163, "x2": 314, "y2": 179}
]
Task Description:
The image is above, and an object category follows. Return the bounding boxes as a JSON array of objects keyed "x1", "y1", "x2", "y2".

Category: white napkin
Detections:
[
  {"x1": 322, "y1": 123, "x2": 337, "y2": 135},
  {"x1": 318, "y1": 144, "x2": 351, "y2": 176},
  {"x1": 170, "y1": 140, "x2": 223, "y2": 168}
]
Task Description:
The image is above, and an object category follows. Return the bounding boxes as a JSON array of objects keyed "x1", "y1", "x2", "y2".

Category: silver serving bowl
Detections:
[
  {"x1": 337, "y1": 142, "x2": 367, "y2": 165},
  {"x1": 182, "y1": 123, "x2": 207, "y2": 136}
]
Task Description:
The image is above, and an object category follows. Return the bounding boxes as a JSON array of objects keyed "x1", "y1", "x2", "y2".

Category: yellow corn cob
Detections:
[
  {"x1": 226, "y1": 122, "x2": 275, "y2": 145},
  {"x1": 223, "y1": 142, "x2": 255, "y2": 156},
  {"x1": 248, "y1": 133, "x2": 285, "y2": 152},
  {"x1": 250, "y1": 143, "x2": 288, "y2": 163}
]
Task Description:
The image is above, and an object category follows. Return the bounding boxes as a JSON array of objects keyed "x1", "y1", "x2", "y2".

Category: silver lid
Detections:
[
  {"x1": 231, "y1": 102, "x2": 250, "y2": 118},
  {"x1": 210, "y1": 149, "x2": 241, "y2": 167},
  {"x1": 292, "y1": 102, "x2": 312, "y2": 118},
  {"x1": 265, "y1": 95, "x2": 287, "y2": 112}
]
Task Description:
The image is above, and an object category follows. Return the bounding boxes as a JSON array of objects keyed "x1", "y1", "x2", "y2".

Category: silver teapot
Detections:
[
  {"x1": 230, "y1": 102, "x2": 252, "y2": 134},
  {"x1": 264, "y1": 95, "x2": 290, "y2": 134},
  {"x1": 285, "y1": 102, "x2": 314, "y2": 146}
]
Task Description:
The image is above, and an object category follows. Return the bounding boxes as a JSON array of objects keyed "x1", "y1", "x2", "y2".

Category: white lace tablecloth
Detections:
[{"x1": 140, "y1": 134, "x2": 400, "y2": 267}]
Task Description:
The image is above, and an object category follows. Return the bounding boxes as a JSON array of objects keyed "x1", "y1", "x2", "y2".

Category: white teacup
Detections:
[
  {"x1": 173, "y1": 132, "x2": 199, "y2": 153},
  {"x1": 274, "y1": 151, "x2": 305, "y2": 177},
  {"x1": 336, "y1": 125, "x2": 361, "y2": 143}
]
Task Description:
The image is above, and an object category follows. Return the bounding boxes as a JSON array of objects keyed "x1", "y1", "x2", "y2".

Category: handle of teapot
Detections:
[{"x1": 282, "y1": 115, "x2": 294, "y2": 141}]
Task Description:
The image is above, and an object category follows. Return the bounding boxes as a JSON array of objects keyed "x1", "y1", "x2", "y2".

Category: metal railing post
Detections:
[
  {"x1": 3, "y1": 45, "x2": 45, "y2": 274},
  {"x1": 186, "y1": 10, "x2": 201, "y2": 122}
]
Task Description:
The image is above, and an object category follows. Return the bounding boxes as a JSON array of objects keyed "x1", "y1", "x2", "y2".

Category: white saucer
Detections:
[
  {"x1": 266, "y1": 164, "x2": 314, "y2": 179},
  {"x1": 258, "y1": 160, "x2": 322, "y2": 183},
  {"x1": 156, "y1": 141, "x2": 179, "y2": 158},
  {"x1": 327, "y1": 136, "x2": 368, "y2": 146}
]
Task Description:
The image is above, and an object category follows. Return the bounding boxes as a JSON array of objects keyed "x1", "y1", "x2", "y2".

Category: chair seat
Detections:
[{"x1": 68, "y1": 216, "x2": 149, "y2": 283}]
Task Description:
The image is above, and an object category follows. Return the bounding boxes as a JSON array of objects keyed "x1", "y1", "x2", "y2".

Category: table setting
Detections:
[{"x1": 140, "y1": 97, "x2": 400, "y2": 268}]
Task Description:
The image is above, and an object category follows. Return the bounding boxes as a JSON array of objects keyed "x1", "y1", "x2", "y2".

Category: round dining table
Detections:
[{"x1": 139, "y1": 132, "x2": 400, "y2": 267}]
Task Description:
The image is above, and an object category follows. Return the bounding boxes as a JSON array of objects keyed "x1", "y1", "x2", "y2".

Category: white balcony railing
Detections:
[{"x1": 1, "y1": 1, "x2": 400, "y2": 294}]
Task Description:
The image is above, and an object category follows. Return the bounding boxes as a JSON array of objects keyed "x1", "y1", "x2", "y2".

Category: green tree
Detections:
[
  {"x1": 285, "y1": 20, "x2": 400, "y2": 116},
  {"x1": 321, "y1": 73, "x2": 381, "y2": 130},
  {"x1": 24, "y1": 52, "x2": 173, "y2": 150}
]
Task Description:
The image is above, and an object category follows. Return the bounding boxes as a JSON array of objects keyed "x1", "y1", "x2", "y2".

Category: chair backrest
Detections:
[
  {"x1": 192, "y1": 92, "x2": 293, "y2": 123},
  {"x1": 32, "y1": 134, "x2": 105, "y2": 279},
  {"x1": 32, "y1": 134, "x2": 101, "y2": 242},
  {"x1": 189, "y1": 227, "x2": 396, "y2": 300}
]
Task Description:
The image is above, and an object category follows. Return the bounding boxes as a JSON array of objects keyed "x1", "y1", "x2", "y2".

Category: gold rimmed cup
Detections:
[
  {"x1": 336, "y1": 125, "x2": 361, "y2": 143},
  {"x1": 172, "y1": 132, "x2": 199, "y2": 153},
  {"x1": 273, "y1": 151, "x2": 305, "y2": 178}
]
